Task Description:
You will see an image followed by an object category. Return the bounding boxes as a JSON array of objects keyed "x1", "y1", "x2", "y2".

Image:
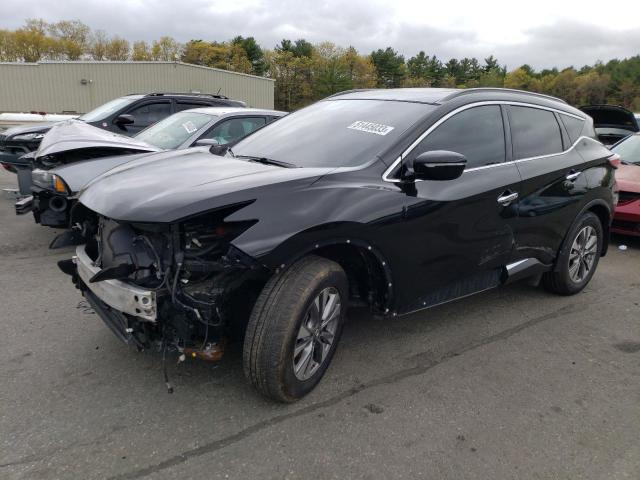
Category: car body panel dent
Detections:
[{"x1": 35, "y1": 120, "x2": 161, "y2": 158}]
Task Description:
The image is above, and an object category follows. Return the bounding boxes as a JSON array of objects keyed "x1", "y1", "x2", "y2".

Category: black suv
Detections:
[
  {"x1": 57, "y1": 88, "x2": 616, "y2": 402},
  {"x1": 0, "y1": 93, "x2": 246, "y2": 171}
]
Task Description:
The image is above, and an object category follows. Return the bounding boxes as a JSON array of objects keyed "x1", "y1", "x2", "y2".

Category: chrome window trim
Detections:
[{"x1": 382, "y1": 100, "x2": 588, "y2": 183}]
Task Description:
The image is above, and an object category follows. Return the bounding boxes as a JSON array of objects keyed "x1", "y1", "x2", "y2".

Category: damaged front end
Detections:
[{"x1": 57, "y1": 202, "x2": 267, "y2": 363}]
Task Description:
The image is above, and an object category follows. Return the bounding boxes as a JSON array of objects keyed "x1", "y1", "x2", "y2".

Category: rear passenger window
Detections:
[
  {"x1": 413, "y1": 105, "x2": 505, "y2": 169},
  {"x1": 175, "y1": 102, "x2": 211, "y2": 112},
  {"x1": 509, "y1": 106, "x2": 563, "y2": 159},
  {"x1": 560, "y1": 114, "x2": 585, "y2": 144}
]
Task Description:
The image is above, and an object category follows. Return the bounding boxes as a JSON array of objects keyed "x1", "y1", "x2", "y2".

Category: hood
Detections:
[
  {"x1": 615, "y1": 164, "x2": 640, "y2": 194},
  {"x1": 2, "y1": 122, "x2": 53, "y2": 139},
  {"x1": 78, "y1": 148, "x2": 335, "y2": 223},
  {"x1": 580, "y1": 105, "x2": 639, "y2": 132},
  {"x1": 51, "y1": 151, "x2": 159, "y2": 193},
  {"x1": 36, "y1": 119, "x2": 161, "y2": 158}
]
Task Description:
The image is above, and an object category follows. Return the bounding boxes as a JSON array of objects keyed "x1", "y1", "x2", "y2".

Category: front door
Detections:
[{"x1": 392, "y1": 104, "x2": 521, "y2": 314}]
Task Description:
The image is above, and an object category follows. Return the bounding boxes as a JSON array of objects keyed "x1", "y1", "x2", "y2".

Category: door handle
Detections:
[
  {"x1": 565, "y1": 170, "x2": 581, "y2": 181},
  {"x1": 497, "y1": 191, "x2": 519, "y2": 206}
]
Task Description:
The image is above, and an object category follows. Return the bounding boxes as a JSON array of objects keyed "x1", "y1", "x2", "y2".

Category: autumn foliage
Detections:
[{"x1": 1, "y1": 19, "x2": 639, "y2": 111}]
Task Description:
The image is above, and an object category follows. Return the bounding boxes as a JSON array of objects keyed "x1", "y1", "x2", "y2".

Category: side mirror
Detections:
[
  {"x1": 407, "y1": 150, "x2": 467, "y2": 181},
  {"x1": 113, "y1": 114, "x2": 135, "y2": 126},
  {"x1": 194, "y1": 139, "x2": 219, "y2": 147}
]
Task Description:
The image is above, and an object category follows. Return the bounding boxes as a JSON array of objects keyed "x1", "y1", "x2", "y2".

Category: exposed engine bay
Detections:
[{"x1": 57, "y1": 204, "x2": 268, "y2": 382}]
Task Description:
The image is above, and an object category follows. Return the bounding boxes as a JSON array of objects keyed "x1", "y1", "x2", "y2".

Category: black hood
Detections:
[{"x1": 78, "y1": 148, "x2": 335, "y2": 223}]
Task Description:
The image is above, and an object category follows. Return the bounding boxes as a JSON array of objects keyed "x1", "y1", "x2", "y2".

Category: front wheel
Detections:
[
  {"x1": 243, "y1": 255, "x2": 348, "y2": 402},
  {"x1": 543, "y1": 211, "x2": 603, "y2": 295}
]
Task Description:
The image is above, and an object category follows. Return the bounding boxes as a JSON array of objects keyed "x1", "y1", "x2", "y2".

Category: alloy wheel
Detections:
[
  {"x1": 293, "y1": 287, "x2": 341, "y2": 381},
  {"x1": 568, "y1": 225, "x2": 598, "y2": 283}
]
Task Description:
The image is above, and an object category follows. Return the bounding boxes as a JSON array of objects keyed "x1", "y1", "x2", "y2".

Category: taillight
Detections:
[{"x1": 608, "y1": 153, "x2": 621, "y2": 168}]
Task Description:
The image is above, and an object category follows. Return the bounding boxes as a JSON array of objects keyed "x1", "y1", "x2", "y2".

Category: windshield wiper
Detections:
[{"x1": 235, "y1": 154, "x2": 297, "y2": 168}]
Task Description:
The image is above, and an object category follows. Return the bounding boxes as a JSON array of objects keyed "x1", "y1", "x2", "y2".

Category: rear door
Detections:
[
  {"x1": 509, "y1": 105, "x2": 590, "y2": 265},
  {"x1": 396, "y1": 104, "x2": 522, "y2": 313}
]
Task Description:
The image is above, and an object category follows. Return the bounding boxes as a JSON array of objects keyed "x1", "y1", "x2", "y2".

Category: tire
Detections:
[
  {"x1": 543, "y1": 211, "x2": 603, "y2": 295},
  {"x1": 243, "y1": 255, "x2": 348, "y2": 402}
]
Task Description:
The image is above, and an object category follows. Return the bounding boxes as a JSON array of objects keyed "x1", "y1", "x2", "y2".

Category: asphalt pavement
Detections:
[{"x1": 1, "y1": 168, "x2": 638, "y2": 480}]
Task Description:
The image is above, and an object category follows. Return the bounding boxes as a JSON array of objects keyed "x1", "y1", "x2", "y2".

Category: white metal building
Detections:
[{"x1": 0, "y1": 61, "x2": 275, "y2": 114}]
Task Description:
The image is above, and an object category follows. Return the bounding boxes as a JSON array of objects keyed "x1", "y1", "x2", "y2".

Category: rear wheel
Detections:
[
  {"x1": 543, "y1": 212, "x2": 603, "y2": 295},
  {"x1": 243, "y1": 255, "x2": 347, "y2": 402}
]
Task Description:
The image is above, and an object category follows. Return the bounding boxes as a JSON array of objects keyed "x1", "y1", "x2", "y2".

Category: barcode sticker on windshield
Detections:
[
  {"x1": 182, "y1": 121, "x2": 197, "y2": 134},
  {"x1": 347, "y1": 121, "x2": 394, "y2": 136}
]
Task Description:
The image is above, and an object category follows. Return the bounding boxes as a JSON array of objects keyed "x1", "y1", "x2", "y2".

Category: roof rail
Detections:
[
  {"x1": 325, "y1": 89, "x2": 374, "y2": 99},
  {"x1": 144, "y1": 92, "x2": 230, "y2": 100},
  {"x1": 447, "y1": 88, "x2": 567, "y2": 104}
]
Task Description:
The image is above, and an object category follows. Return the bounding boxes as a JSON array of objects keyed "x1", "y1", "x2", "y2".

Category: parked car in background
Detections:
[
  {"x1": 609, "y1": 133, "x2": 640, "y2": 236},
  {"x1": 54, "y1": 88, "x2": 616, "y2": 402},
  {"x1": 18, "y1": 108, "x2": 285, "y2": 227},
  {"x1": 580, "y1": 105, "x2": 639, "y2": 146},
  {"x1": 0, "y1": 92, "x2": 246, "y2": 172}
]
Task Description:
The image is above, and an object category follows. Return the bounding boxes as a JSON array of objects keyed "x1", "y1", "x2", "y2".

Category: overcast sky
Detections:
[{"x1": 2, "y1": 0, "x2": 639, "y2": 69}]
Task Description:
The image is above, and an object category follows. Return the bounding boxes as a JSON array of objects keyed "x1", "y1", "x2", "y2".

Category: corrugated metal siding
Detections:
[{"x1": 0, "y1": 62, "x2": 275, "y2": 113}]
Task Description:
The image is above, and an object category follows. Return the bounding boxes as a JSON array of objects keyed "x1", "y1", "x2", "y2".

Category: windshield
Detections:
[
  {"x1": 230, "y1": 99, "x2": 434, "y2": 168},
  {"x1": 79, "y1": 97, "x2": 139, "y2": 122},
  {"x1": 612, "y1": 134, "x2": 640, "y2": 165},
  {"x1": 134, "y1": 112, "x2": 213, "y2": 149}
]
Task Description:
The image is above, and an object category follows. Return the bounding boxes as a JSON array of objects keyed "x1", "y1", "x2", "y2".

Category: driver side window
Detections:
[
  {"x1": 124, "y1": 102, "x2": 172, "y2": 128},
  {"x1": 199, "y1": 117, "x2": 266, "y2": 145},
  {"x1": 412, "y1": 105, "x2": 506, "y2": 169}
]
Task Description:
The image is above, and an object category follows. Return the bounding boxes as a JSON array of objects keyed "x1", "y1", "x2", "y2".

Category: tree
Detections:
[
  {"x1": 12, "y1": 19, "x2": 57, "y2": 62},
  {"x1": 370, "y1": 47, "x2": 406, "y2": 88},
  {"x1": 265, "y1": 48, "x2": 313, "y2": 110},
  {"x1": 181, "y1": 39, "x2": 219, "y2": 65},
  {"x1": 181, "y1": 40, "x2": 252, "y2": 72},
  {"x1": 549, "y1": 68, "x2": 579, "y2": 104},
  {"x1": 277, "y1": 38, "x2": 313, "y2": 58},
  {"x1": 90, "y1": 30, "x2": 109, "y2": 60},
  {"x1": 0, "y1": 29, "x2": 18, "y2": 61},
  {"x1": 504, "y1": 67, "x2": 534, "y2": 90},
  {"x1": 342, "y1": 46, "x2": 376, "y2": 89},
  {"x1": 152, "y1": 36, "x2": 181, "y2": 61},
  {"x1": 312, "y1": 42, "x2": 353, "y2": 97},
  {"x1": 484, "y1": 55, "x2": 499, "y2": 72},
  {"x1": 131, "y1": 41, "x2": 152, "y2": 61},
  {"x1": 407, "y1": 51, "x2": 445, "y2": 86},
  {"x1": 48, "y1": 19, "x2": 90, "y2": 60},
  {"x1": 232, "y1": 36, "x2": 265, "y2": 75},
  {"x1": 105, "y1": 37, "x2": 130, "y2": 61}
]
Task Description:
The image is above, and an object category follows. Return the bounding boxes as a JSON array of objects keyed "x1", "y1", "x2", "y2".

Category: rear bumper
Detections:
[{"x1": 73, "y1": 245, "x2": 157, "y2": 321}]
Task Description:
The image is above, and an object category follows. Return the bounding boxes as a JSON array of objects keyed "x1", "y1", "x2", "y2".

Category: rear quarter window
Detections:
[
  {"x1": 560, "y1": 114, "x2": 586, "y2": 144},
  {"x1": 509, "y1": 106, "x2": 563, "y2": 159}
]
